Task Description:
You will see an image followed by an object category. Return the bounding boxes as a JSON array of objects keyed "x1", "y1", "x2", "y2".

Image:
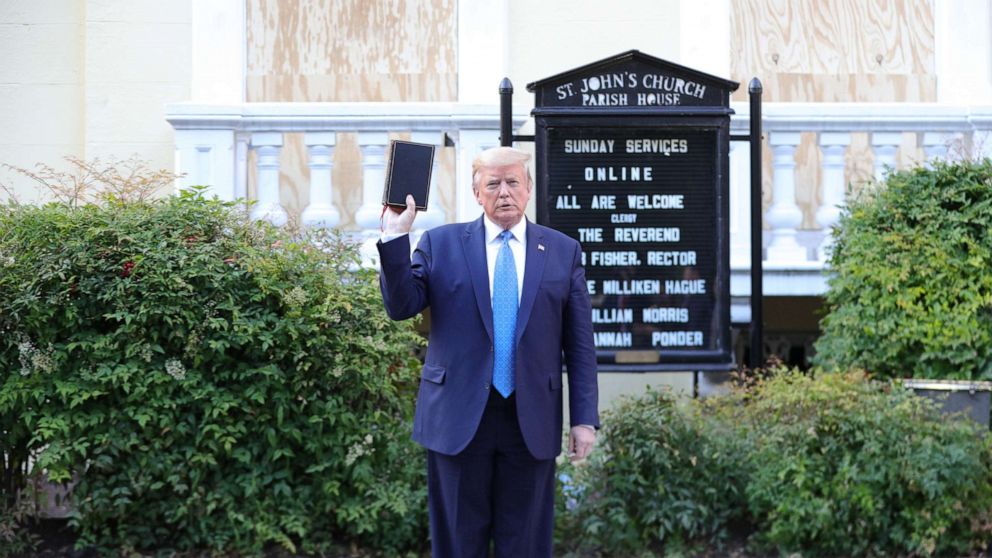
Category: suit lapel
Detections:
[
  {"x1": 462, "y1": 217, "x2": 494, "y2": 344},
  {"x1": 515, "y1": 221, "x2": 546, "y2": 346}
]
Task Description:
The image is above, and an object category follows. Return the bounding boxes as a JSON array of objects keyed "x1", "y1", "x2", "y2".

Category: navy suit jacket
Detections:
[{"x1": 378, "y1": 217, "x2": 599, "y2": 460}]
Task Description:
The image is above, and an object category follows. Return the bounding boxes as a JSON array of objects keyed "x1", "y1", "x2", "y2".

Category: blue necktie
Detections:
[{"x1": 492, "y1": 230, "x2": 518, "y2": 398}]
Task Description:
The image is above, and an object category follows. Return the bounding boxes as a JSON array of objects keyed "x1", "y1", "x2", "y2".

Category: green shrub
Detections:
[
  {"x1": 813, "y1": 160, "x2": 992, "y2": 379},
  {"x1": 712, "y1": 369, "x2": 992, "y2": 557},
  {"x1": 0, "y1": 189, "x2": 427, "y2": 555},
  {"x1": 555, "y1": 388, "x2": 747, "y2": 556}
]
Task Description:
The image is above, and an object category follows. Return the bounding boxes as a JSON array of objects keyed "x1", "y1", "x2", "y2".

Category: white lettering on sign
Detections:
[
  {"x1": 580, "y1": 72, "x2": 639, "y2": 92},
  {"x1": 551, "y1": 72, "x2": 707, "y2": 106},
  {"x1": 591, "y1": 308, "x2": 633, "y2": 324},
  {"x1": 652, "y1": 331, "x2": 704, "y2": 347},
  {"x1": 603, "y1": 280, "x2": 660, "y2": 295},
  {"x1": 614, "y1": 227, "x2": 680, "y2": 242},
  {"x1": 594, "y1": 331, "x2": 633, "y2": 347},
  {"x1": 610, "y1": 213, "x2": 637, "y2": 224},
  {"x1": 588, "y1": 251, "x2": 640, "y2": 266},
  {"x1": 555, "y1": 195, "x2": 580, "y2": 209},
  {"x1": 591, "y1": 195, "x2": 616, "y2": 209},
  {"x1": 636, "y1": 92, "x2": 681, "y2": 106},
  {"x1": 665, "y1": 279, "x2": 706, "y2": 294},
  {"x1": 625, "y1": 138, "x2": 689, "y2": 155},
  {"x1": 556, "y1": 82, "x2": 576, "y2": 100},
  {"x1": 641, "y1": 74, "x2": 707, "y2": 99},
  {"x1": 564, "y1": 139, "x2": 615, "y2": 153},
  {"x1": 578, "y1": 228, "x2": 603, "y2": 242},
  {"x1": 586, "y1": 280, "x2": 596, "y2": 294},
  {"x1": 582, "y1": 93, "x2": 628, "y2": 106},
  {"x1": 642, "y1": 307, "x2": 690, "y2": 323},
  {"x1": 584, "y1": 167, "x2": 653, "y2": 182},
  {"x1": 627, "y1": 194, "x2": 684, "y2": 209},
  {"x1": 646, "y1": 251, "x2": 696, "y2": 266}
]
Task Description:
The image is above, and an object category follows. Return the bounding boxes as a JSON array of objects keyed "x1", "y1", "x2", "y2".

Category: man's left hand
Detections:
[{"x1": 568, "y1": 425, "x2": 596, "y2": 462}]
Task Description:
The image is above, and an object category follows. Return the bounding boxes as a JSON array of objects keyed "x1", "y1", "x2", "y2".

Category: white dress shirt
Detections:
[{"x1": 483, "y1": 215, "x2": 526, "y2": 304}]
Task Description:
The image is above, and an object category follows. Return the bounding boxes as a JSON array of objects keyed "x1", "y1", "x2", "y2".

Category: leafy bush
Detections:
[
  {"x1": 557, "y1": 369, "x2": 992, "y2": 557},
  {"x1": 0, "y1": 189, "x2": 427, "y2": 555},
  {"x1": 555, "y1": 388, "x2": 747, "y2": 556},
  {"x1": 712, "y1": 369, "x2": 992, "y2": 557},
  {"x1": 813, "y1": 160, "x2": 992, "y2": 379}
]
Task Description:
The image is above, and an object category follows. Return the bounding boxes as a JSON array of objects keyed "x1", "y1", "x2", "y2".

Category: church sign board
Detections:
[{"x1": 527, "y1": 50, "x2": 739, "y2": 370}]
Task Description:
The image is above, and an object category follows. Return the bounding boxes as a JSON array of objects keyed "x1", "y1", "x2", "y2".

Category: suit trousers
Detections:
[{"x1": 426, "y1": 390, "x2": 556, "y2": 558}]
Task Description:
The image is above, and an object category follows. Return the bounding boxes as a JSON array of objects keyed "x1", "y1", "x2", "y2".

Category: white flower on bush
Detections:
[
  {"x1": 344, "y1": 434, "x2": 375, "y2": 466},
  {"x1": 283, "y1": 286, "x2": 307, "y2": 308},
  {"x1": 164, "y1": 358, "x2": 186, "y2": 380},
  {"x1": 18, "y1": 338, "x2": 55, "y2": 376}
]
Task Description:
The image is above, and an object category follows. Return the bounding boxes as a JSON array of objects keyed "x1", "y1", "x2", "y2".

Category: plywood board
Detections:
[{"x1": 732, "y1": 0, "x2": 936, "y2": 233}]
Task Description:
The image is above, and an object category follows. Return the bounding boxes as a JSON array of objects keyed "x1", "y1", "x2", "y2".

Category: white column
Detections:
[
  {"x1": 458, "y1": 0, "x2": 509, "y2": 103},
  {"x1": 920, "y1": 132, "x2": 949, "y2": 166},
  {"x1": 249, "y1": 132, "x2": 287, "y2": 226},
  {"x1": 355, "y1": 132, "x2": 390, "y2": 264},
  {"x1": 191, "y1": 0, "x2": 246, "y2": 103},
  {"x1": 234, "y1": 132, "x2": 249, "y2": 202},
  {"x1": 728, "y1": 139, "x2": 751, "y2": 270},
  {"x1": 816, "y1": 132, "x2": 851, "y2": 263},
  {"x1": 355, "y1": 132, "x2": 389, "y2": 231},
  {"x1": 872, "y1": 132, "x2": 902, "y2": 182},
  {"x1": 453, "y1": 130, "x2": 499, "y2": 222},
  {"x1": 173, "y1": 130, "x2": 236, "y2": 199},
  {"x1": 409, "y1": 131, "x2": 448, "y2": 248},
  {"x1": 971, "y1": 110, "x2": 992, "y2": 160},
  {"x1": 934, "y1": 0, "x2": 992, "y2": 104},
  {"x1": 766, "y1": 132, "x2": 806, "y2": 264},
  {"x1": 301, "y1": 132, "x2": 340, "y2": 229}
]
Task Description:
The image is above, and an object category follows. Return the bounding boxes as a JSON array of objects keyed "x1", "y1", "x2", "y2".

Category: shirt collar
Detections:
[{"x1": 483, "y1": 214, "x2": 527, "y2": 245}]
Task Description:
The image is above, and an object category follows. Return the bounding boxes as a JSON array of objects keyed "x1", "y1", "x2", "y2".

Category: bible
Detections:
[{"x1": 382, "y1": 139, "x2": 436, "y2": 211}]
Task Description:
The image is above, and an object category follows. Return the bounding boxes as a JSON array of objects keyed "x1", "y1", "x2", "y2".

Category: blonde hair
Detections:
[{"x1": 471, "y1": 147, "x2": 533, "y2": 190}]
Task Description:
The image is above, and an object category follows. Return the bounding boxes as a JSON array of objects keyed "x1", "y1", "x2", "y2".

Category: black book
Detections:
[{"x1": 382, "y1": 139, "x2": 436, "y2": 211}]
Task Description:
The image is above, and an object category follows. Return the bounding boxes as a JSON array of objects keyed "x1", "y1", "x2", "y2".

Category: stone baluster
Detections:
[
  {"x1": 871, "y1": 132, "x2": 901, "y2": 182},
  {"x1": 354, "y1": 132, "x2": 390, "y2": 264},
  {"x1": 816, "y1": 132, "x2": 851, "y2": 263},
  {"x1": 249, "y1": 132, "x2": 287, "y2": 226},
  {"x1": 920, "y1": 132, "x2": 949, "y2": 167},
  {"x1": 766, "y1": 132, "x2": 807, "y2": 264},
  {"x1": 300, "y1": 132, "x2": 340, "y2": 229},
  {"x1": 234, "y1": 132, "x2": 250, "y2": 204}
]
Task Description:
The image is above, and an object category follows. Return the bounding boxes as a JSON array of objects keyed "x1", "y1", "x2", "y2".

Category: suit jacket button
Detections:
[{"x1": 484, "y1": 383, "x2": 490, "y2": 390}]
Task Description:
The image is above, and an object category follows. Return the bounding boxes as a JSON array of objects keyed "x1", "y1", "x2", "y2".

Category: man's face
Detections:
[{"x1": 474, "y1": 163, "x2": 532, "y2": 229}]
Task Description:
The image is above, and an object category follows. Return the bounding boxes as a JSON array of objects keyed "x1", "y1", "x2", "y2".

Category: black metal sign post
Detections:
[
  {"x1": 498, "y1": 50, "x2": 763, "y2": 377},
  {"x1": 747, "y1": 78, "x2": 763, "y2": 370}
]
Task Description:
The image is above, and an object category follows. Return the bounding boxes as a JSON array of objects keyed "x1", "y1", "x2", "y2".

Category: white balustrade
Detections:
[
  {"x1": 871, "y1": 132, "x2": 902, "y2": 182},
  {"x1": 766, "y1": 132, "x2": 806, "y2": 264},
  {"x1": 301, "y1": 132, "x2": 340, "y2": 229},
  {"x1": 354, "y1": 132, "x2": 390, "y2": 264},
  {"x1": 920, "y1": 132, "x2": 950, "y2": 166},
  {"x1": 167, "y1": 101, "x2": 992, "y2": 294},
  {"x1": 249, "y1": 132, "x2": 288, "y2": 226},
  {"x1": 816, "y1": 132, "x2": 850, "y2": 263}
]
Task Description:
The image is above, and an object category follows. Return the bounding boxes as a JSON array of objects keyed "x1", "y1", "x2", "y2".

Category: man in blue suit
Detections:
[{"x1": 378, "y1": 146, "x2": 599, "y2": 557}]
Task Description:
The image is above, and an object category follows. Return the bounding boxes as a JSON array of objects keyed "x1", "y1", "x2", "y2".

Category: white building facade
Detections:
[{"x1": 3, "y1": 0, "x2": 991, "y2": 396}]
